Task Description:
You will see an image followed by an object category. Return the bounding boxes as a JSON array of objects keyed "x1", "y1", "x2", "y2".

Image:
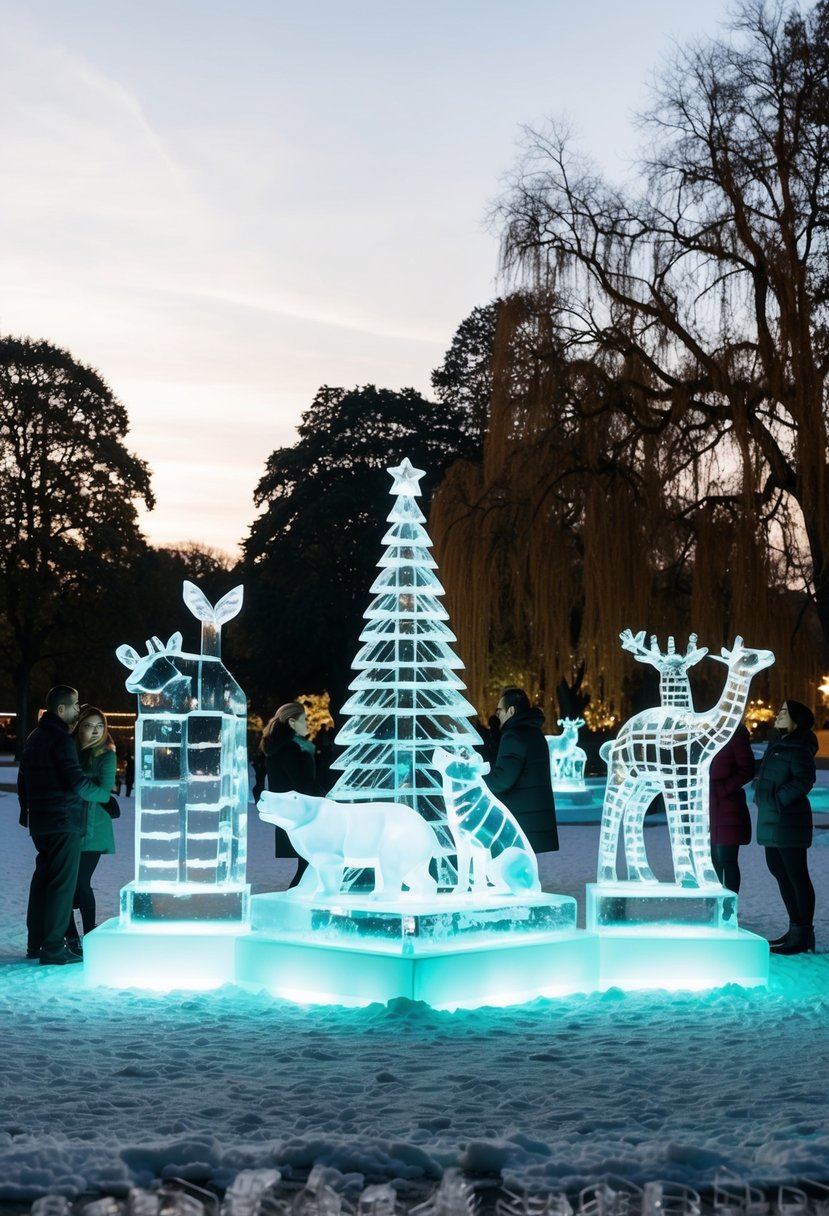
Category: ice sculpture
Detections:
[
  {"x1": 327, "y1": 458, "x2": 483, "y2": 888},
  {"x1": 116, "y1": 581, "x2": 249, "y2": 920},
  {"x1": 257, "y1": 789, "x2": 440, "y2": 898},
  {"x1": 431, "y1": 746, "x2": 540, "y2": 894},
  {"x1": 598, "y1": 634, "x2": 774, "y2": 886},
  {"x1": 620, "y1": 629, "x2": 708, "y2": 707},
  {"x1": 546, "y1": 718, "x2": 587, "y2": 790}
]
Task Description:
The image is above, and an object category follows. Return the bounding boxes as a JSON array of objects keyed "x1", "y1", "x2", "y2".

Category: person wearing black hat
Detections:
[{"x1": 754, "y1": 699, "x2": 818, "y2": 955}]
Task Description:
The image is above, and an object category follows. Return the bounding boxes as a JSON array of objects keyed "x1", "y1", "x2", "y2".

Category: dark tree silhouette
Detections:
[
  {"x1": 240, "y1": 384, "x2": 482, "y2": 719},
  {"x1": 0, "y1": 335, "x2": 153, "y2": 748}
]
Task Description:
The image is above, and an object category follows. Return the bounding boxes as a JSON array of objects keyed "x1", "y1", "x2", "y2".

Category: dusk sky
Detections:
[{"x1": 1, "y1": 0, "x2": 735, "y2": 556}]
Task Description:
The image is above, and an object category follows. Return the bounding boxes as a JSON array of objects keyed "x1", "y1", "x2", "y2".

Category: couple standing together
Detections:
[{"x1": 17, "y1": 685, "x2": 117, "y2": 965}]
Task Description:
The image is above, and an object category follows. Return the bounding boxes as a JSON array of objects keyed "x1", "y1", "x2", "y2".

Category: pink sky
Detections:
[{"x1": 1, "y1": 0, "x2": 734, "y2": 556}]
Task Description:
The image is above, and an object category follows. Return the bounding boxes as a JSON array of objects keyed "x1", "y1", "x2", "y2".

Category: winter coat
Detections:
[
  {"x1": 17, "y1": 712, "x2": 110, "y2": 836},
  {"x1": 708, "y1": 724, "x2": 755, "y2": 846},
  {"x1": 262, "y1": 725, "x2": 318, "y2": 859},
  {"x1": 754, "y1": 728, "x2": 817, "y2": 849},
  {"x1": 485, "y1": 707, "x2": 559, "y2": 853},
  {"x1": 78, "y1": 747, "x2": 117, "y2": 854}
]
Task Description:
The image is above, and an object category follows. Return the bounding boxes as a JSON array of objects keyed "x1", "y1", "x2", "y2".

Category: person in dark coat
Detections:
[
  {"x1": 708, "y1": 722, "x2": 755, "y2": 893},
  {"x1": 754, "y1": 699, "x2": 817, "y2": 954},
  {"x1": 484, "y1": 686, "x2": 559, "y2": 854},
  {"x1": 17, "y1": 685, "x2": 112, "y2": 965},
  {"x1": 260, "y1": 701, "x2": 318, "y2": 888}
]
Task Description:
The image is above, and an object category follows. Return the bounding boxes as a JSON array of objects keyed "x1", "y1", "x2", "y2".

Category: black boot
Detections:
[
  {"x1": 770, "y1": 925, "x2": 815, "y2": 955},
  {"x1": 769, "y1": 923, "x2": 793, "y2": 947}
]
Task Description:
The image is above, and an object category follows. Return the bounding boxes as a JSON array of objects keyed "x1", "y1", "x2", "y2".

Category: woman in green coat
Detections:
[{"x1": 66, "y1": 705, "x2": 117, "y2": 953}]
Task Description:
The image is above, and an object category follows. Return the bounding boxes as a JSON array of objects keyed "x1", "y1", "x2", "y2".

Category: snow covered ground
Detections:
[{"x1": 1, "y1": 765, "x2": 828, "y2": 1204}]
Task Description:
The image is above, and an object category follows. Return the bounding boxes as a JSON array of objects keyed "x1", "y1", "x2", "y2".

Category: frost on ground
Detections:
[{"x1": 1, "y1": 777, "x2": 828, "y2": 1202}]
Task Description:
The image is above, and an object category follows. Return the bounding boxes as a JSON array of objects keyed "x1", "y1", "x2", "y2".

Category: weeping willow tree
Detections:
[
  {"x1": 432, "y1": 0, "x2": 828, "y2": 722},
  {"x1": 430, "y1": 292, "x2": 819, "y2": 724}
]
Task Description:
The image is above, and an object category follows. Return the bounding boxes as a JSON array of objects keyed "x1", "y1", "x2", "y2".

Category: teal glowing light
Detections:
[
  {"x1": 85, "y1": 477, "x2": 770, "y2": 1006},
  {"x1": 115, "y1": 581, "x2": 250, "y2": 922}
]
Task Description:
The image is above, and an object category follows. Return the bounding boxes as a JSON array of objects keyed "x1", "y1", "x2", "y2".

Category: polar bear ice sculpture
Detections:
[{"x1": 258, "y1": 790, "x2": 440, "y2": 899}]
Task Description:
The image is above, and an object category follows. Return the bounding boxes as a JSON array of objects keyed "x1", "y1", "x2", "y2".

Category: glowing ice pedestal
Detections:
[
  {"x1": 585, "y1": 883, "x2": 769, "y2": 991},
  {"x1": 234, "y1": 892, "x2": 597, "y2": 1009},
  {"x1": 83, "y1": 917, "x2": 247, "y2": 991}
]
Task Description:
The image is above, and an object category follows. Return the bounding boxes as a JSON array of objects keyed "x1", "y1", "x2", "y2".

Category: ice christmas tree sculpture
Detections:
[{"x1": 327, "y1": 459, "x2": 483, "y2": 886}]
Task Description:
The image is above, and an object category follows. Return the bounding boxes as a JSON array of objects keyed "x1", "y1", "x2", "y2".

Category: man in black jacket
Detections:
[
  {"x1": 18, "y1": 685, "x2": 107, "y2": 965},
  {"x1": 486, "y1": 686, "x2": 559, "y2": 855}
]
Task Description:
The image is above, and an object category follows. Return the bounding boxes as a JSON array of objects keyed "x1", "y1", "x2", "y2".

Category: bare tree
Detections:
[{"x1": 494, "y1": 0, "x2": 829, "y2": 662}]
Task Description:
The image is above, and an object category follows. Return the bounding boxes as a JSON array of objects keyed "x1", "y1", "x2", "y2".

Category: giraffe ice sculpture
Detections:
[
  {"x1": 598, "y1": 635, "x2": 774, "y2": 887},
  {"x1": 116, "y1": 581, "x2": 249, "y2": 918}
]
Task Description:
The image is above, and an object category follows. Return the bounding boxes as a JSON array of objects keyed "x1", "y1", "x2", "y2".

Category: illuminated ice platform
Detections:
[
  {"x1": 586, "y1": 883, "x2": 769, "y2": 991},
  {"x1": 84, "y1": 884, "x2": 768, "y2": 1007}
]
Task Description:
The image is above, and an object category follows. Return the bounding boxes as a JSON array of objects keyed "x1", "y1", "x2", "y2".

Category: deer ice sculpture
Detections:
[
  {"x1": 546, "y1": 718, "x2": 587, "y2": 789},
  {"x1": 598, "y1": 636, "x2": 774, "y2": 887},
  {"x1": 117, "y1": 582, "x2": 248, "y2": 895},
  {"x1": 619, "y1": 629, "x2": 708, "y2": 709}
]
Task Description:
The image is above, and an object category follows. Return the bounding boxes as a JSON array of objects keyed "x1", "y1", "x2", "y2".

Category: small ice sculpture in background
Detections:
[
  {"x1": 546, "y1": 718, "x2": 587, "y2": 791},
  {"x1": 641, "y1": 1184, "x2": 701, "y2": 1216},
  {"x1": 222, "y1": 1172, "x2": 283, "y2": 1216},
  {"x1": 577, "y1": 1181, "x2": 642, "y2": 1216},
  {"x1": 598, "y1": 634, "x2": 774, "y2": 887},
  {"x1": 410, "y1": 1171, "x2": 478, "y2": 1216},
  {"x1": 357, "y1": 1186, "x2": 399, "y2": 1216},
  {"x1": 496, "y1": 1187, "x2": 572, "y2": 1216},
  {"x1": 432, "y1": 746, "x2": 540, "y2": 894},
  {"x1": 327, "y1": 459, "x2": 484, "y2": 888},
  {"x1": 712, "y1": 1174, "x2": 769, "y2": 1216},
  {"x1": 293, "y1": 1168, "x2": 347, "y2": 1216},
  {"x1": 258, "y1": 788, "x2": 440, "y2": 898},
  {"x1": 117, "y1": 581, "x2": 249, "y2": 918}
]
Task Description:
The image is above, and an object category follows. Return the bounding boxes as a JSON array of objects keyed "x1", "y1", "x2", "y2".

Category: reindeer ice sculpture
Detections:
[
  {"x1": 546, "y1": 718, "x2": 587, "y2": 790},
  {"x1": 598, "y1": 634, "x2": 774, "y2": 888},
  {"x1": 117, "y1": 581, "x2": 249, "y2": 919}
]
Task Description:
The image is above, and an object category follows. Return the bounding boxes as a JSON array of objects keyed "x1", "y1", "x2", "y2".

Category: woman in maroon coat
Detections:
[{"x1": 708, "y1": 722, "x2": 755, "y2": 893}]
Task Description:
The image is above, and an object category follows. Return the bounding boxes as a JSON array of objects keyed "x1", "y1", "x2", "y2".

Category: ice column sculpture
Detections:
[
  {"x1": 598, "y1": 634, "x2": 774, "y2": 887},
  {"x1": 327, "y1": 458, "x2": 483, "y2": 887},
  {"x1": 116, "y1": 581, "x2": 250, "y2": 921}
]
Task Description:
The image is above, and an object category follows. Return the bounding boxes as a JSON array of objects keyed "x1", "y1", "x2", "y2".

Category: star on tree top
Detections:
[{"x1": 388, "y1": 458, "x2": 425, "y2": 497}]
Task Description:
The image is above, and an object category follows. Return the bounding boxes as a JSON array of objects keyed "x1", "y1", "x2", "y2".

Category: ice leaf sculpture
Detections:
[
  {"x1": 182, "y1": 580, "x2": 215, "y2": 622},
  {"x1": 599, "y1": 634, "x2": 774, "y2": 887},
  {"x1": 214, "y1": 585, "x2": 244, "y2": 625}
]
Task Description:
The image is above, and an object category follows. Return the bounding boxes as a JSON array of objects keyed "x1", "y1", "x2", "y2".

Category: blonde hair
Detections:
[{"x1": 73, "y1": 704, "x2": 116, "y2": 758}]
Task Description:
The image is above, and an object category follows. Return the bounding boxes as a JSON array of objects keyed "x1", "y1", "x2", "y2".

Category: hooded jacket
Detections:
[
  {"x1": 262, "y1": 723, "x2": 318, "y2": 859},
  {"x1": 485, "y1": 707, "x2": 559, "y2": 853},
  {"x1": 754, "y1": 726, "x2": 817, "y2": 849}
]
